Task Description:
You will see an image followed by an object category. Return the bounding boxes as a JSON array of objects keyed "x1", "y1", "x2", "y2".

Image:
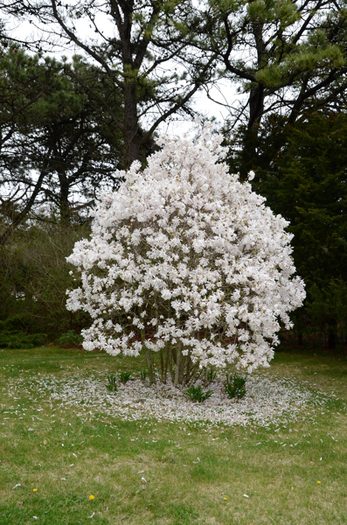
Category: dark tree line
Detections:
[
  {"x1": 0, "y1": 0, "x2": 346, "y2": 348},
  {"x1": 226, "y1": 111, "x2": 347, "y2": 348}
]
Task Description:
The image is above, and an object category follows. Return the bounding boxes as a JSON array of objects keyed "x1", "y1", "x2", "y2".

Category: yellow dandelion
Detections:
[
  {"x1": 317, "y1": 481, "x2": 321, "y2": 484},
  {"x1": 33, "y1": 488, "x2": 38, "y2": 492},
  {"x1": 89, "y1": 495, "x2": 95, "y2": 500},
  {"x1": 224, "y1": 497, "x2": 227, "y2": 501}
]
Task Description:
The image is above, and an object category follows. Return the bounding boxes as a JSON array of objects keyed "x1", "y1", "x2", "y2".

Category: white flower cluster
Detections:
[{"x1": 66, "y1": 127, "x2": 305, "y2": 373}]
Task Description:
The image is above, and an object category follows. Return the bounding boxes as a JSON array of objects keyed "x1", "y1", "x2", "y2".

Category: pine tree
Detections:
[
  {"x1": 249, "y1": 112, "x2": 347, "y2": 347},
  {"x1": 0, "y1": 47, "x2": 124, "y2": 242}
]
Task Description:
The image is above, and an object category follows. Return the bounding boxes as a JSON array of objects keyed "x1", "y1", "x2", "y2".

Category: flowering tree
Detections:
[{"x1": 66, "y1": 128, "x2": 305, "y2": 385}]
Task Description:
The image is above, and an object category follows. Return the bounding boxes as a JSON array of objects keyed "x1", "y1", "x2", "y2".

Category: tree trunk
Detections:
[
  {"x1": 123, "y1": 82, "x2": 142, "y2": 169},
  {"x1": 141, "y1": 329, "x2": 155, "y2": 382},
  {"x1": 59, "y1": 171, "x2": 71, "y2": 225},
  {"x1": 248, "y1": 84, "x2": 264, "y2": 130},
  {"x1": 174, "y1": 343, "x2": 182, "y2": 387}
]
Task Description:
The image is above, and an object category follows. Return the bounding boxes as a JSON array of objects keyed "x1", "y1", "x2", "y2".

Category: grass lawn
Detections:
[{"x1": 0, "y1": 345, "x2": 346, "y2": 524}]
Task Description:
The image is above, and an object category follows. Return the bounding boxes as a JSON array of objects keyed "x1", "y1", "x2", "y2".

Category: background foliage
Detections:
[{"x1": 0, "y1": 1, "x2": 346, "y2": 353}]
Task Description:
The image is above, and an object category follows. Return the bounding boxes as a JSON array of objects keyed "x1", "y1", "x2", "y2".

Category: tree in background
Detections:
[
  {"x1": 196, "y1": 0, "x2": 347, "y2": 174},
  {"x1": 243, "y1": 111, "x2": 347, "y2": 347},
  {"x1": 202, "y1": 0, "x2": 347, "y2": 349},
  {"x1": 8, "y1": 0, "x2": 216, "y2": 168},
  {"x1": 0, "y1": 47, "x2": 123, "y2": 336},
  {"x1": 0, "y1": 222, "x2": 91, "y2": 338},
  {"x1": 0, "y1": 1, "x2": 346, "y2": 353},
  {"x1": 0, "y1": 46, "x2": 124, "y2": 243}
]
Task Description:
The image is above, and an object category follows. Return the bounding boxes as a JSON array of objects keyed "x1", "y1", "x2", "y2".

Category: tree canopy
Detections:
[
  {"x1": 198, "y1": 1, "x2": 347, "y2": 126},
  {"x1": 0, "y1": 46, "x2": 124, "y2": 242},
  {"x1": 4, "y1": 0, "x2": 216, "y2": 167}
]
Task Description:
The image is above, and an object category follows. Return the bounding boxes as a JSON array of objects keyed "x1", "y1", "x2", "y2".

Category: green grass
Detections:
[{"x1": 0, "y1": 345, "x2": 346, "y2": 524}]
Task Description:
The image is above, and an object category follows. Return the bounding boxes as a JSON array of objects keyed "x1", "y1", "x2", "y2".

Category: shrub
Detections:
[
  {"x1": 0, "y1": 319, "x2": 48, "y2": 349},
  {"x1": 0, "y1": 224, "x2": 91, "y2": 338},
  {"x1": 57, "y1": 330, "x2": 83, "y2": 347}
]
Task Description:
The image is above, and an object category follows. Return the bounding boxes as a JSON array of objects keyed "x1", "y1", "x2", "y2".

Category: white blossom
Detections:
[{"x1": 66, "y1": 127, "x2": 305, "y2": 374}]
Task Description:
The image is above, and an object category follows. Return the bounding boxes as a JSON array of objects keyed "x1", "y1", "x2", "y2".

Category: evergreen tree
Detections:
[
  {"x1": 197, "y1": 0, "x2": 347, "y2": 173},
  {"x1": 0, "y1": 46, "x2": 124, "y2": 243},
  {"x1": 247, "y1": 112, "x2": 347, "y2": 347},
  {"x1": 7, "y1": 0, "x2": 215, "y2": 167}
]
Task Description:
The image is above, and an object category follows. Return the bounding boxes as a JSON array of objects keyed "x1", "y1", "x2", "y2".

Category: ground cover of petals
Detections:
[{"x1": 7, "y1": 370, "x2": 327, "y2": 427}]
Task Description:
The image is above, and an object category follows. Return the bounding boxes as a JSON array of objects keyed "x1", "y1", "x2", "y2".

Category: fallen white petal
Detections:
[{"x1": 6, "y1": 371, "x2": 329, "y2": 429}]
